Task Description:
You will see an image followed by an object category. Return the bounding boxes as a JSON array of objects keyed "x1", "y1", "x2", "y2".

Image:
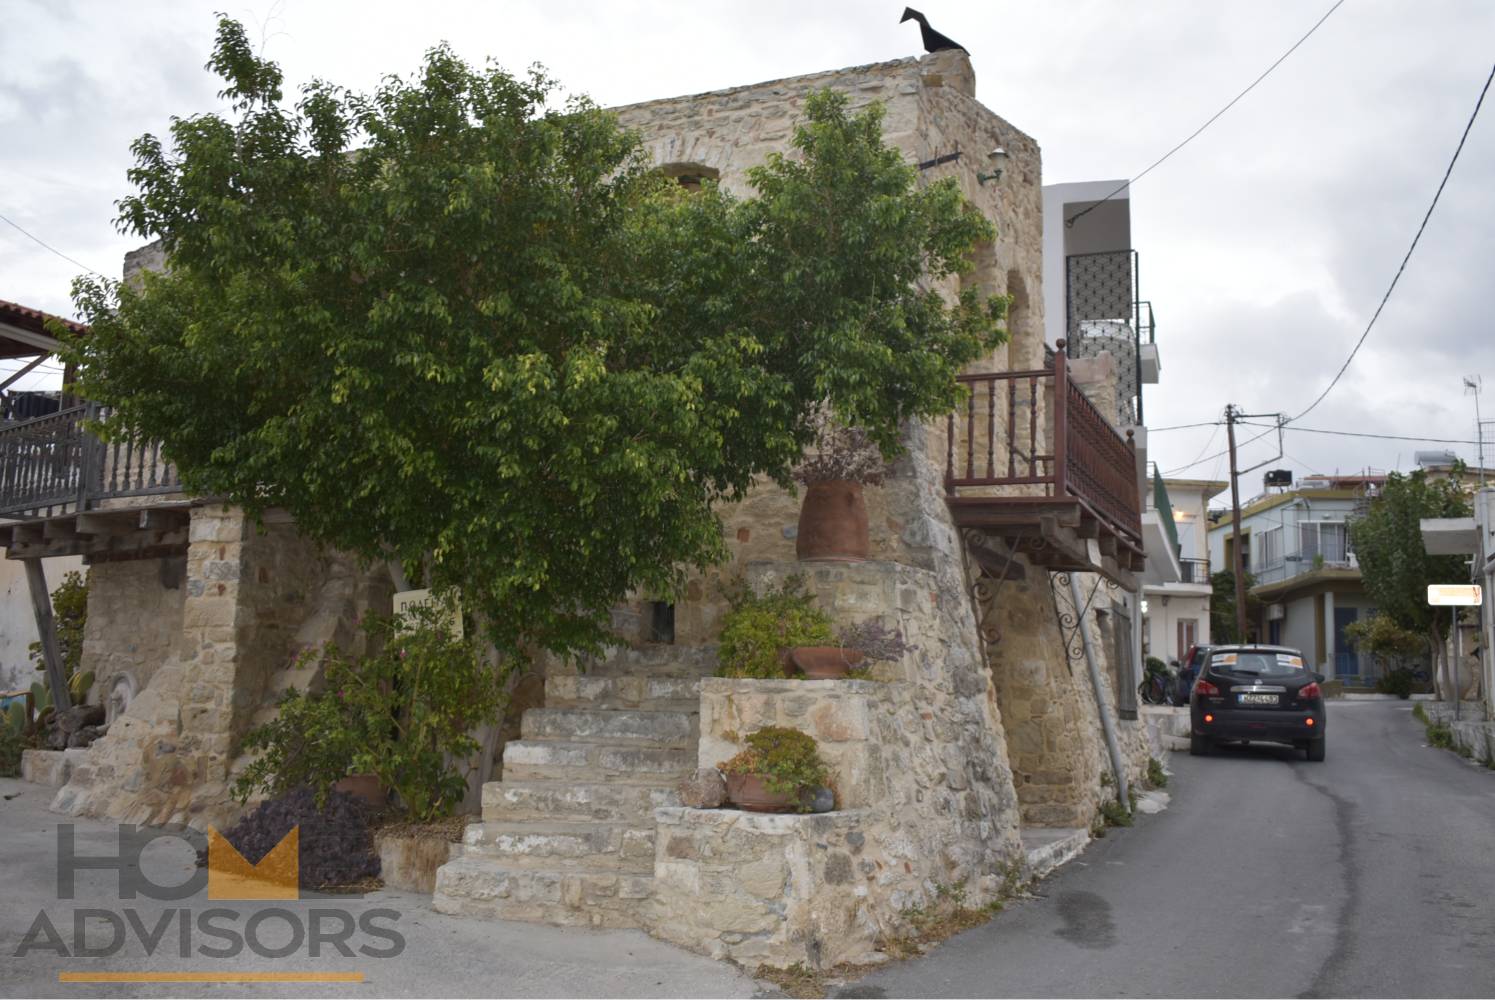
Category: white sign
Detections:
[
  {"x1": 392, "y1": 588, "x2": 464, "y2": 638},
  {"x1": 1427, "y1": 584, "x2": 1482, "y2": 607}
]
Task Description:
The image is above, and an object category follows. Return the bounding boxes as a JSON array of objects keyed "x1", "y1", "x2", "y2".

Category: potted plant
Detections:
[
  {"x1": 717, "y1": 577, "x2": 836, "y2": 679},
  {"x1": 792, "y1": 422, "x2": 886, "y2": 562},
  {"x1": 816, "y1": 618, "x2": 915, "y2": 680},
  {"x1": 234, "y1": 598, "x2": 506, "y2": 822},
  {"x1": 718, "y1": 726, "x2": 831, "y2": 813}
]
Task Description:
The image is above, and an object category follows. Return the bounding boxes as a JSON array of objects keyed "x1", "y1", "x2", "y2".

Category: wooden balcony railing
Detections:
[
  {"x1": 0, "y1": 403, "x2": 180, "y2": 519},
  {"x1": 945, "y1": 340, "x2": 1142, "y2": 547}
]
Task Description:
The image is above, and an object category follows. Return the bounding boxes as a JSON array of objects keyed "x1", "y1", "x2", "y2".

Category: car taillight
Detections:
[
  {"x1": 1300, "y1": 682, "x2": 1321, "y2": 700},
  {"x1": 1195, "y1": 679, "x2": 1220, "y2": 697}
]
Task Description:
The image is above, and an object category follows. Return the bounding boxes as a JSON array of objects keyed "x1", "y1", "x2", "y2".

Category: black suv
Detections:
[{"x1": 1189, "y1": 644, "x2": 1326, "y2": 761}]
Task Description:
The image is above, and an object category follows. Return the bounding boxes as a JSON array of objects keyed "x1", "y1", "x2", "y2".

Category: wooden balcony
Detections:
[
  {"x1": 946, "y1": 341, "x2": 1144, "y2": 588},
  {"x1": 0, "y1": 403, "x2": 180, "y2": 521}
]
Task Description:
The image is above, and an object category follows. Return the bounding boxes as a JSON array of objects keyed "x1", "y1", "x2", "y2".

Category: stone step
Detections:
[
  {"x1": 458, "y1": 821, "x2": 656, "y2": 874},
  {"x1": 543, "y1": 674, "x2": 700, "y2": 711},
  {"x1": 546, "y1": 646, "x2": 720, "y2": 679},
  {"x1": 501, "y1": 740, "x2": 697, "y2": 784},
  {"x1": 432, "y1": 856, "x2": 651, "y2": 928},
  {"x1": 520, "y1": 708, "x2": 696, "y2": 747},
  {"x1": 483, "y1": 781, "x2": 680, "y2": 823}
]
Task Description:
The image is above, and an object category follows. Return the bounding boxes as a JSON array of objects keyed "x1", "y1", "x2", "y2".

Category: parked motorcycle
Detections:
[{"x1": 1138, "y1": 657, "x2": 1178, "y2": 706}]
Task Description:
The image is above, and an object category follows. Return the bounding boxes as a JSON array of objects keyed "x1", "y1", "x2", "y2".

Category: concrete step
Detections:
[
  {"x1": 501, "y1": 740, "x2": 696, "y2": 784},
  {"x1": 432, "y1": 856, "x2": 651, "y2": 928},
  {"x1": 520, "y1": 708, "x2": 696, "y2": 747},
  {"x1": 483, "y1": 781, "x2": 681, "y2": 823},
  {"x1": 458, "y1": 821, "x2": 656, "y2": 874},
  {"x1": 544, "y1": 674, "x2": 700, "y2": 711}
]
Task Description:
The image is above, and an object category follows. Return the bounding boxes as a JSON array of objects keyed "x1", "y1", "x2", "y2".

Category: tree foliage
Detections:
[
  {"x1": 1209, "y1": 568, "x2": 1259, "y2": 644},
  {"x1": 1348, "y1": 470, "x2": 1470, "y2": 640},
  {"x1": 1348, "y1": 469, "x2": 1470, "y2": 696},
  {"x1": 66, "y1": 19, "x2": 1007, "y2": 660}
]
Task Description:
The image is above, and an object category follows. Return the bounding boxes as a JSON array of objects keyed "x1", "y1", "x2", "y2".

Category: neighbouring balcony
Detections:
[
  {"x1": 1065, "y1": 250, "x2": 1156, "y2": 426},
  {"x1": 945, "y1": 341, "x2": 1144, "y2": 586},
  {"x1": 1179, "y1": 557, "x2": 1210, "y2": 585},
  {"x1": 0, "y1": 403, "x2": 179, "y2": 520}
]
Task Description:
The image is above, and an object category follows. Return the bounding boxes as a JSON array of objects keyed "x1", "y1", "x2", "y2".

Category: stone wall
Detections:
[
  {"x1": 81, "y1": 556, "x2": 186, "y2": 716},
  {"x1": 52, "y1": 505, "x2": 390, "y2": 829}
]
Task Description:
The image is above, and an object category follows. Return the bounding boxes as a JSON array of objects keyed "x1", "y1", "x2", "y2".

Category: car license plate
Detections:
[{"x1": 1238, "y1": 693, "x2": 1278, "y2": 705}]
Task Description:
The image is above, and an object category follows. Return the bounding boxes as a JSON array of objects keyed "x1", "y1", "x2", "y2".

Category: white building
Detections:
[
  {"x1": 1206, "y1": 474, "x2": 1382, "y2": 681},
  {"x1": 1143, "y1": 475, "x2": 1225, "y2": 662}
]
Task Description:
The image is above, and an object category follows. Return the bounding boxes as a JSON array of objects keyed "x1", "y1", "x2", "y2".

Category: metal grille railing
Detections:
[
  {"x1": 0, "y1": 403, "x2": 180, "y2": 518},
  {"x1": 1065, "y1": 250, "x2": 1146, "y2": 426},
  {"x1": 1179, "y1": 557, "x2": 1210, "y2": 584}
]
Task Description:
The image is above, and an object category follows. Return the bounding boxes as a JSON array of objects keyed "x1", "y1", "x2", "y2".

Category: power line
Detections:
[
  {"x1": 1147, "y1": 419, "x2": 1224, "y2": 433},
  {"x1": 1239, "y1": 420, "x2": 1479, "y2": 445},
  {"x1": 1065, "y1": 0, "x2": 1344, "y2": 229},
  {"x1": 0, "y1": 212, "x2": 106, "y2": 278},
  {"x1": 1164, "y1": 423, "x2": 1278, "y2": 476},
  {"x1": 1292, "y1": 59, "x2": 1495, "y2": 422}
]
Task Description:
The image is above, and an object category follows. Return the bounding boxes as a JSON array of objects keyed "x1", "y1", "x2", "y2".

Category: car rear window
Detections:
[{"x1": 1210, "y1": 651, "x2": 1305, "y2": 676}]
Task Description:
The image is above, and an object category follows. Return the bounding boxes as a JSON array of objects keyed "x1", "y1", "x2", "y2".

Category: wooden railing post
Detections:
[{"x1": 1053, "y1": 340, "x2": 1069, "y2": 501}]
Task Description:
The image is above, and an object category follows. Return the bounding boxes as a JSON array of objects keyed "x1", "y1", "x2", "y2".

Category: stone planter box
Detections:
[
  {"x1": 20, "y1": 748, "x2": 88, "y2": 788},
  {"x1": 375, "y1": 829, "x2": 457, "y2": 894},
  {"x1": 699, "y1": 678, "x2": 900, "y2": 809},
  {"x1": 650, "y1": 806, "x2": 885, "y2": 969}
]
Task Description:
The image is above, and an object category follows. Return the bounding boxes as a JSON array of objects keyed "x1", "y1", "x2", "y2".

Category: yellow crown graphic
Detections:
[{"x1": 207, "y1": 826, "x2": 299, "y2": 900}]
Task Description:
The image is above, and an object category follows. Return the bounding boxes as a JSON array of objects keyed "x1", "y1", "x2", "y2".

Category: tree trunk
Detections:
[{"x1": 1430, "y1": 616, "x2": 1450, "y2": 702}]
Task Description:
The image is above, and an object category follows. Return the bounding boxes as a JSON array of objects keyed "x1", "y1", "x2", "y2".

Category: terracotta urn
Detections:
[
  {"x1": 786, "y1": 646, "x2": 865, "y2": 680},
  {"x1": 796, "y1": 479, "x2": 870, "y2": 562},
  {"x1": 333, "y1": 773, "x2": 386, "y2": 809},
  {"x1": 724, "y1": 772, "x2": 800, "y2": 813}
]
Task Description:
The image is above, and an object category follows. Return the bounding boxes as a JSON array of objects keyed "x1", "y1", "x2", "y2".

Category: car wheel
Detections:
[
  {"x1": 1306, "y1": 739, "x2": 1326, "y2": 762},
  {"x1": 1190, "y1": 732, "x2": 1211, "y2": 756}
]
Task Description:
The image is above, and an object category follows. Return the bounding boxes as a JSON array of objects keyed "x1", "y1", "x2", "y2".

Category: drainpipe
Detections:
[{"x1": 1071, "y1": 574, "x2": 1129, "y2": 808}]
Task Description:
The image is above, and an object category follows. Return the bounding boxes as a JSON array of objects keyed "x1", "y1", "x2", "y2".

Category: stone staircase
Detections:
[{"x1": 432, "y1": 654, "x2": 709, "y2": 927}]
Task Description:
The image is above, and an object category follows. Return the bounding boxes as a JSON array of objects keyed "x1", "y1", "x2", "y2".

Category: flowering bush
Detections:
[
  {"x1": 836, "y1": 619, "x2": 914, "y2": 663},
  {"x1": 233, "y1": 597, "x2": 505, "y2": 821}
]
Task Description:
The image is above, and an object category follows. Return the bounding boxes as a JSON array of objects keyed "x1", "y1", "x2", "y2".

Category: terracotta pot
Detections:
[
  {"x1": 796, "y1": 480, "x2": 870, "y2": 562},
  {"x1": 787, "y1": 646, "x2": 865, "y2": 680},
  {"x1": 333, "y1": 773, "x2": 386, "y2": 809},
  {"x1": 724, "y1": 771, "x2": 800, "y2": 813}
]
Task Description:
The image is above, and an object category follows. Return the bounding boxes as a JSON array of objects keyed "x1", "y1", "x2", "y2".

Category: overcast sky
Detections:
[{"x1": 3, "y1": 0, "x2": 1493, "y2": 493}]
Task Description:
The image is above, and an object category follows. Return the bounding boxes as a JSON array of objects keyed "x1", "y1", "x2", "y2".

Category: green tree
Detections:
[
  {"x1": 65, "y1": 19, "x2": 1006, "y2": 664},
  {"x1": 1347, "y1": 470, "x2": 1471, "y2": 698},
  {"x1": 1209, "y1": 568, "x2": 1259, "y2": 644}
]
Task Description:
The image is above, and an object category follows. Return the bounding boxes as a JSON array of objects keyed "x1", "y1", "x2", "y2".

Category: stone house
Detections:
[{"x1": 3, "y1": 50, "x2": 1158, "y2": 968}]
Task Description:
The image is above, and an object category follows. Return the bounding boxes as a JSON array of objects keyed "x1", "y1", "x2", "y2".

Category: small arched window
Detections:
[{"x1": 658, "y1": 162, "x2": 720, "y2": 192}]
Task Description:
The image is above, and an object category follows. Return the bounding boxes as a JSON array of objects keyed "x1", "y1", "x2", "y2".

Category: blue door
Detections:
[{"x1": 1333, "y1": 607, "x2": 1359, "y2": 681}]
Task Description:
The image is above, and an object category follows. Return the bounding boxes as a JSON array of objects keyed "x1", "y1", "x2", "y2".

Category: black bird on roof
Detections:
[{"x1": 900, "y1": 7, "x2": 966, "y2": 53}]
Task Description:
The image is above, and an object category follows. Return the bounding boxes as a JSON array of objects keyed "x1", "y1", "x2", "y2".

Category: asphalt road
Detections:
[{"x1": 850, "y1": 700, "x2": 1495, "y2": 998}]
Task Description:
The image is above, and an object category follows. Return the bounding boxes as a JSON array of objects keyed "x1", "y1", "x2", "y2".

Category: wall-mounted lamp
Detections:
[{"x1": 977, "y1": 146, "x2": 1008, "y2": 185}]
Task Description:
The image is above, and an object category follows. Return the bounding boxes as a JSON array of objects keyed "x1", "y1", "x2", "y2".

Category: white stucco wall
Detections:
[{"x1": 0, "y1": 555, "x2": 85, "y2": 692}]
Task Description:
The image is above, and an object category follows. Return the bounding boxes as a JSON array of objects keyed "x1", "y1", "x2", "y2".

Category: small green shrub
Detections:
[
  {"x1": 1146, "y1": 756, "x2": 1168, "y2": 789},
  {"x1": 1376, "y1": 668, "x2": 1416, "y2": 699},
  {"x1": 716, "y1": 577, "x2": 834, "y2": 679},
  {"x1": 29, "y1": 571, "x2": 89, "y2": 683},
  {"x1": 717, "y1": 725, "x2": 830, "y2": 806},
  {"x1": 1145, "y1": 655, "x2": 1167, "y2": 674},
  {"x1": 1098, "y1": 798, "x2": 1133, "y2": 828},
  {"x1": 1426, "y1": 721, "x2": 1455, "y2": 750},
  {"x1": 0, "y1": 717, "x2": 24, "y2": 777},
  {"x1": 234, "y1": 597, "x2": 505, "y2": 821}
]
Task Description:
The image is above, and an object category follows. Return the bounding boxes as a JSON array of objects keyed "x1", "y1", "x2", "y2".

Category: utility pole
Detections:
[{"x1": 1227, "y1": 404, "x2": 1247, "y2": 642}]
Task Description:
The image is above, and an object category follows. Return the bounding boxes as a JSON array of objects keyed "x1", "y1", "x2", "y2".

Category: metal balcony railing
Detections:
[
  {"x1": 0, "y1": 403, "x2": 179, "y2": 519},
  {"x1": 1179, "y1": 557, "x2": 1211, "y2": 585},
  {"x1": 1065, "y1": 250, "x2": 1150, "y2": 426}
]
